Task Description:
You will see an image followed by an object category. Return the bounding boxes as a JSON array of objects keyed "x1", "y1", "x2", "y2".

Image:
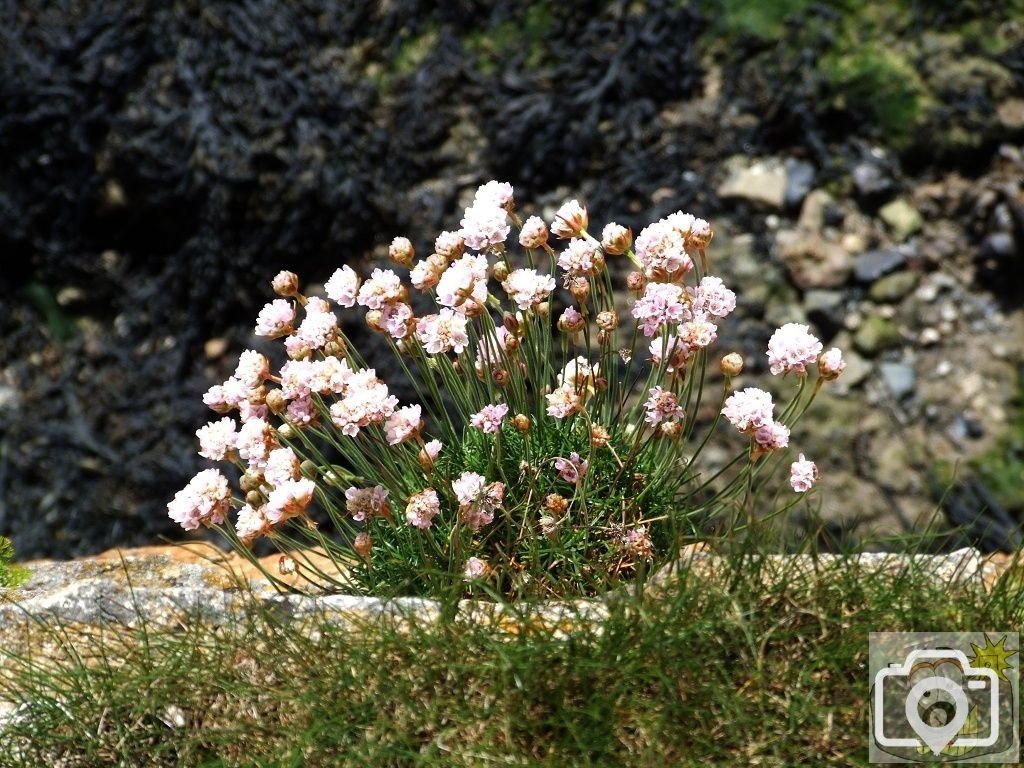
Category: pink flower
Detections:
[
  {"x1": 410, "y1": 255, "x2": 446, "y2": 291},
  {"x1": 254, "y1": 299, "x2": 295, "y2": 337},
  {"x1": 474, "y1": 180, "x2": 514, "y2": 210},
  {"x1": 557, "y1": 356, "x2": 597, "y2": 389},
  {"x1": 632, "y1": 282, "x2": 690, "y2": 337},
  {"x1": 678, "y1": 319, "x2": 718, "y2": 349},
  {"x1": 264, "y1": 447, "x2": 301, "y2": 487},
  {"x1": 324, "y1": 265, "x2": 361, "y2": 307},
  {"x1": 551, "y1": 199, "x2": 587, "y2": 239},
  {"x1": 557, "y1": 238, "x2": 600, "y2": 278},
  {"x1": 557, "y1": 306, "x2": 585, "y2": 333},
  {"x1": 644, "y1": 386, "x2": 685, "y2": 426},
  {"x1": 265, "y1": 478, "x2": 316, "y2": 524},
  {"x1": 519, "y1": 216, "x2": 549, "y2": 249},
  {"x1": 167, "y1": 469, "x2": 232, "y2": 531},
  {"x1": 818, "y1": 347, "x2": 846, "y2": 380},
  {"x1": 415, "y1": 309, "x2": 470, "y2": 354},
  {"x1": 384, "y1": 404, "x2": 422, "y2": 445},
  {"x1": 381, "y1": 302, "x2": 414, "y2": 340},
  {"x1": 234, "y1": 504, "x2": 270, "y2": 543},
  {"x1": 753, "y1": 421, "x2": 790, "y2": 451},
  {"x1": 356, "y1": 268, "x2": 403, "y2": 310},
  {"x1": 436, "y1": 254, "x2": 488, "y2": 314},
  {"x1": 237, "y1": 418, "x2": 277, "y2": 470},
  {"x1": 554, "y1": 452, "x2": 588, "y2": 485},
  {"x1": 345, "y1": 485, "x2": 391, "y2": 522},
  {"x1": 452, "y1": 471, "x2": 504, "y2": 530},
  {"x1": 405, "y1": 489, "x2": 440, "y2": 530},
  {"x1": 470, "y1": 403, "x2": 509, "y2": 434},
  {"x1": 545, "y1": 384, "x2": 582, "y2": 419},
  {"x1": 196, "y1": 417, "x2": 237, "y2": 461},
  {"x1": 502, "y1": 268, "x2": 556, "y2": 310},
  {"x1": 767, "y1": 323, "x2": 823, "y2": 376},
  {"x1": 285, "y1": 396, "x2": 315, "y2": 426},
  {"x1": 233, "y1": 350, "x2": 270, "y2": 388},
  {"x1": 434, "y1": 230, "x2": 465, "y2": 259},
  {"x1": 649, "y1": 334, "x2": 690, "y2": 373},
  {"x1": 692, "y1": 276, "x2": 736, "y2": 319},
  {"x1": 475, "y1": 326, "x2": 513, "y2": 370},
  {"x1": 460, "y1": 201, "x2": 509, "y2": 252},
  {"x1": 329, "y1": 376, "x2": 398, "y2": 437},
  {"x1": 286, "y1": 297, "x2": 338, "y2": 357},
  {"x1": 634, "y1": 219, "x2": 692, "y2": 277},
  {"x1": 722, "y1": 388, "x2": 775, "y2": 433},
  {"x1": 688, "y1": 218, "x2": 713, "y2": 249},
  {"x1": 790, "y1": 454, "x2": 818, "y2": 492},
  {"x1": 463, "y1": 556, "x2": 489, "y2": 580}
]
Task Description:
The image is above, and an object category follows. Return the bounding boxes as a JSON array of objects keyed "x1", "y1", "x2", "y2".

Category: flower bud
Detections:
[
  {"x1": 265, "y1": 388, "x2": 287, "y2": 415},
  {"x1": 592, "y1": 251, "x2": 606, "y2": 272},
  {"x1": 239, "y1": 471, "x2": 262, "y2": 493},
  {"x1": 272, "y1": 270, "x2": 300, "y2": 297},
  {"x1": 626, "y1": 272, "x2": 647, "y2": 294},
  {"x1": 503, "y1": 335, "x2": 520, "y2": 353},
  {"x1": 278, "y1": 423, "x2": 297, "y2": 440},
  {"x1": 300, "y1": 460, "x2": 318, "y2": 478},
  {"x1": 818, "y1": 348, "x2": 846, "y2": 381},
  {"x1": 687, "y1": 218, "x2": 713, "y2": 249},
  {"x1": 323, "y1": 339, "x2": 347, "y2": 358},
  {"x1": 245, "y1": 490, "x2": 264, "y2": 508},
  {"x1": 544, "y1": 493, "x2": 569, "y2": 515},
  {"x1": 569, "y1": 277, "x2": 590, "y2": 303},
  {"x1": 590, "y1": 424, "x2": 610, "y2": 448},
  {"x1": 539, "y1": 514, "x2": 560, "y2": 537},
  {"x1": 388, "y1": 236, "x2": 415, "y2": 267},
  {"x1": 492, "y1": 368, "x2": 509, "y2": 387},
  {"x1": 502, "y1": 312, "x2": 520, "y2": 335},
  {"x1": 720, "y1": 353, "x2": 744, "y2": 378},
  {"x1": 513, "y1": 413, "x2": 531, "y2": 433},
  {"x1": 365, "y1": 310, "x2": 384, "y2": 332},
  {"x1": 353, "y1": 532, "x2": 373, "y2": 560},
  {"x1": 596, "y1": 310, "x2": 619, "y2": 331},
  {"x1": 492, "y1": 261, "x2": 510, "y2": 282},
  {"x1": 558, "y1": 307, "x2": 586, "y2": 334},
  {"x1": 601, "y1": 223, "x2": 632, "y2": 255},
  {"x1": 551, "y1": 199, "x2": 588, "y2": 239},
  {"x1": 535, "y1": 301, "x2": 549, "y2": 318},
  {"x1": 597, "y1": 330, "x2": 611, "y2": 346}
]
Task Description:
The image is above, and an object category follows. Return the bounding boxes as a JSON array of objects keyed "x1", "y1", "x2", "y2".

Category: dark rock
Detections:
[
  {"x1": 784, "y1": 159, "x2": 815, "y2": 209},
  {"x1": 803, "y1": 289, "x2": 844, "y2": 340},
  {"x1": 869, "y1": 271, "x2": 920, "y2": 302},
  {"x1": 854, "y1": 249, "x2": 907, "y2": 283}
]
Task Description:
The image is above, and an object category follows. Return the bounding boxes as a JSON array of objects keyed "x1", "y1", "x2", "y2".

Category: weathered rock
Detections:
[
  {"x1": 879, "y1": 198, "x2": 923, "y2": 241},
  {"x1": 803, "y1": 289, "x2": 845, "y2": 338},
  {"x1": 854, "y1": 316, "x2": 902, "y2": 356},
  {"x1": 869, "y1": 270, "x2": 920, "y2": 302},
  {"x1": 854, "y1": 248, "x2": 907, "y2": 282},
  {"x1": 797, "y1": 189, "x2": 833, "y2": 232},
  {"x1": 878, "y1": 361, "x2": 917, "y2": 401},
  {"x1": 718, "y1": 158, "x2": 787, "y2": 210},
  {"x1": 997, "y1": 98, "x2": 1024, "y2": 130},
  {"x1": 833, "y1": 350, "x2": 872, "y2": 392},
  {"x1": 775, "y1": 229, "x2": 853, "y2": 289}
]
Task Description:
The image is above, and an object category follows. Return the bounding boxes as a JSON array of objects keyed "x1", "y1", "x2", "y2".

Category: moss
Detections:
[
  {"x1": 464, "y1": 3, "x2": 554, "y2": 75},
  {"x1": 822, "y1": 45, "x2": 931, "y2": 146}
]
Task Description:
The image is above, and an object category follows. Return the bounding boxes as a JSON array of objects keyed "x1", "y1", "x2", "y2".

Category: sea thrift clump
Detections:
[{"x1": 169, "y1": 181, "x2": 842, "y2": 600}]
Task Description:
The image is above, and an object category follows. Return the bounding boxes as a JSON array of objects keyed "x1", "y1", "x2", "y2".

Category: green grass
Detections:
[
  {"x1": 1, "y1": 535, "x2": 1019, "y2": 766},
  {"x1": 0, "y1": 538, "x2": 28, "y2": 589}
]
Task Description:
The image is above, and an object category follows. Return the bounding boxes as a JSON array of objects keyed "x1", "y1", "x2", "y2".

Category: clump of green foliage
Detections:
[{"x1": 0, "y1": 536, "x2": 29, "y2": 589}]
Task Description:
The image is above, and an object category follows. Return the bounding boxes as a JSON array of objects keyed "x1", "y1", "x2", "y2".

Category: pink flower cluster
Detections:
[
  {"x1": 644, "y1": 386, "x2": 685, "y2": 426},
  {"x1": 460, "y1": 183, "x2": 511, "y2": 252},
  {"x1": 721, "y1": 387, "x2": 789, "y2": 453},
  {"x1": 767, "y1": 323, "x2": 823, "y2": 376},
  {"x1": 554, "y1": 452, "x2": 589, "y2": 485},
  {"x1": 790, "y1": 454, "x2": 818, "y2": 492},
  {"x1": 167, "y1": 469, "x2": 231, "y2": 531},
  {"x1": 470, "y1": 403, "x2": 509, "y2": 434},
  {"x1": 453, "y1": 471, "x2": 505, "y2": 530}
]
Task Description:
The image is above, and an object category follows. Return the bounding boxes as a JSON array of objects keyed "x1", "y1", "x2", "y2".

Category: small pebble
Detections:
[
  {"x1": 935, "y1": 361, "x2": 953, "y2": 376},
  {"x1": 919, "y1": 327, "x2": 941, "y2": 346}
]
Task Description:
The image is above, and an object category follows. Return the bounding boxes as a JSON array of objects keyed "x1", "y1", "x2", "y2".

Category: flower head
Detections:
[
  {"x1": 384, "y1": 404, "x2": 422, "y2": 445},
  {"x1": 255, "y1": 299, "x2": 295, "y2": 337},
  {"x1": 470, "y1": 403, "x2": 509, "y2": 434},
  {"x1": 167, "y1": 469, "x2": 231, "y2": 531},
  {"x1": 415, "y1": 309, "x2": 470, "y2": 355},
  {"x1": 554, "y1": 452, "x2": 588, "y2": 485},
  {"x1": 356, "y1": 268, "x2": 404, "y2": 310},
  {"x1": 722, "y1": 388, "x2": 775, "y2": 433},
  {"x1": 196, "y1": 417, "x2": 238, "y2": 461},
  {"x1": 790, "y1": 454, "x2": 819, "y2": 492},
  {"x1": 406, "y1": 489, "x2": 441, "y2": 530},
  {"x1": 818, "y1": 347, "x2": 846, "y2": 380},
  {"x1": 767, "y1": 323, "x2": 823, "y2": 376},
  {"x1": 345, "y1": 485, "x2": 391, "y2": 522},
  {"x1": 452, "y1": 471, "x2": 504, "y2": 530},
  {"x1": 502, "y1": 268, "x2": 556, "y2": 311},
  {"x1": 632, "y1": 282, "x2": 690, "y2": 337},
  {"x1": 644, "y1": 386, "x2": 685, "y2": 426},
  {"x1": 551, "y1": 199, "x2": 588, "y2": 239},
  {"x1": 324, "y1": 265, "x2": 361, "y2": 307},
  {"x1": 519, "y1": 216, "x2": 549, "y2": 249}
]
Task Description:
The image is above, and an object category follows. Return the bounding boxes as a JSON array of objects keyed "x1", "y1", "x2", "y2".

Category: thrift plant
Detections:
[{"x1": 168, "y1": 182, "x2": 847, "y2": 599}]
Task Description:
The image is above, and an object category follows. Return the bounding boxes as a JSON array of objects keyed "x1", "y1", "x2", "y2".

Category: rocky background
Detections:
[{"x1": 1, "y1": 0, "x2": 1022, "y2": 560}]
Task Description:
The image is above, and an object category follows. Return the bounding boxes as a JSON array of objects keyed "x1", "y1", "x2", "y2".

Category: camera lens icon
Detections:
[{"x1": 874, "y1": 649, "x2": 1000, "y2": 756}]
